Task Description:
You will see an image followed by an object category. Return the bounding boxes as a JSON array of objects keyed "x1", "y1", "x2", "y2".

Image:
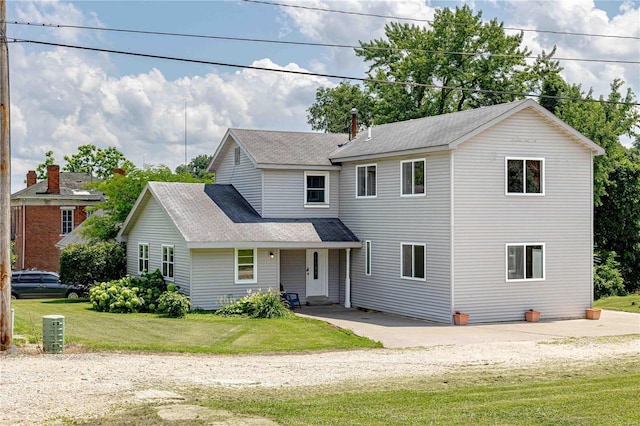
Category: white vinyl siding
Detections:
[
  {"x1": 162, "y1": 245, "x2": 174, "y2": 280},
  {"x1": 401, "y1": 158, "x2": 426, "y2": 196},
  {"x1": 339, "y1": 153, "x2": 451, "y2": 322},
  {"x1": 124, "y1": 196, "x2": 190, "y2": 295},
  {"x1": 262, "y1": 170, "x2": 340, "y2": 218},
  {"x1": 304, "y1": 171, "x2": 329, "y2": 208},
  {"x1": 454, "y1": 108, "x2": 593, "y2": 322},
  {"x1": 235, "y1": 248, "x2": 257, "y2": 284},
  {"x1": 138, "y1": 243, "x2": 149, "y2": 273},
  {"x1": 356, "y1": 164, "x2": 377, "y2": 198},
  {"x1": 214, "y1": 139, "x2": 263, "y2": 214}
]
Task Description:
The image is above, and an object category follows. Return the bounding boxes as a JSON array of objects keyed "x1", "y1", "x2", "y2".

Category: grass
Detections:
[
  {"x1": 78, "y1": 357, "x2": 640, "y2": 425},
  {"x1": 594, "y1": 293, "x2": 640, "y2": 313},
  {"x1": 11, "y1": 299, "x2": 380, "y2": 353}
]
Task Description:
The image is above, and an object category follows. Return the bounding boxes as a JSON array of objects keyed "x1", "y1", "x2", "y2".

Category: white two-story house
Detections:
[{"x1": 118, "y1": 99, "x2": 604, "y2": 323}]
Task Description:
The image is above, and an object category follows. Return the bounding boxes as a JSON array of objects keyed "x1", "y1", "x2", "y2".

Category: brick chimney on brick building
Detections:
[
  {"x1": 46, "y1": 164, "x2": 60, "y2": 194},
  {"x1": 26, "y1": 170, "x2": 37, "y2": 187},
  {"x1": 113, "y1": 168, "x2": 125, "y2": 177}
]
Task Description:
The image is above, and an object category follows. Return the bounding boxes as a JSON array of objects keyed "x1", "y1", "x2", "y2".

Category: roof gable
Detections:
[
  {"x1": 330, "y1": 99, "x2": 604, "y2": 161},
  {"x1": 209, "y1": 129, "x2": 348, "y2": 171}
]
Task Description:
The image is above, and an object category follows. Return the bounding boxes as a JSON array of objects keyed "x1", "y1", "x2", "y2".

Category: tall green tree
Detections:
[
  {"x1": 354, "y1": 5, "x2": 556, "y2": 122},
  {"x1": 175, "y1": 154, "x2": 215, "y2": 180},
  {"x1": 307, "y1": 81, "x2": 374, "y2": 133},
  {"x1": 35, "y1": 150, "x2": 55, "y2": 180},
  {"x1": 63, "y1": 144, "x2": 135, "y2": 180},
  {"x1": 82, "y1": 165, "x2": 213, "y2": 242}
]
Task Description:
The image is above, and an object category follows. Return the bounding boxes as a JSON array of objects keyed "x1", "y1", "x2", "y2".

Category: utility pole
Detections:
[{"x1": 0, "y1": 0, "x2": 13, "y2": 351}]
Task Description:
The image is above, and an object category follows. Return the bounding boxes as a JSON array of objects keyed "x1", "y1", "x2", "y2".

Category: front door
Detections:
[{"x1": 306, "y1": 249, "x2": 328, "y2": 297}]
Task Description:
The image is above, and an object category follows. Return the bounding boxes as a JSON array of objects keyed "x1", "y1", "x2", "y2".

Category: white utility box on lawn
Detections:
[{"x1": 42, "y1": 315, "x2": 65, "y2": 354}]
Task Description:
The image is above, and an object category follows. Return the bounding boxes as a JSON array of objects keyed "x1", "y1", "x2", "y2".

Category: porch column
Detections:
[{"x1": 344, "y1": 248, "x2": 351, "y2": 308}]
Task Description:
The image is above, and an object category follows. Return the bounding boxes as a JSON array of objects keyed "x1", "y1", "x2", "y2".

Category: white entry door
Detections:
[{"x1": 306, "y1": 249, "x2": 328, "y2": 297}]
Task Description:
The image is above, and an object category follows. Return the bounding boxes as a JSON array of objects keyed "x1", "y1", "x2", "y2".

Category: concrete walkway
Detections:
[{"x1": 297, "y1": 305, "x2": 640, "y2": 348}]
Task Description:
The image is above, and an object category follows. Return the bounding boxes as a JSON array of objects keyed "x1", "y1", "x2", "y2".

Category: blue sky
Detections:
[{"x1": 6, "y1": 0, "x2": 640, "y2": 192}]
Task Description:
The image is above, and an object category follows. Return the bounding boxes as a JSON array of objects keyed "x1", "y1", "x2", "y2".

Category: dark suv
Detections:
[{"x1": 10, "y1": 270, "x2": 86, "y2": 299}]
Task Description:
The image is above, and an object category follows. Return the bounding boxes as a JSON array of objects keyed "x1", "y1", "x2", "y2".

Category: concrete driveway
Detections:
[{"x1": 297, "y1": 305, "x2": 640, "y2": 348}]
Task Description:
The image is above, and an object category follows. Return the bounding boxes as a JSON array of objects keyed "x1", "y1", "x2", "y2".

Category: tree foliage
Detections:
[
  {"x1": 82, "y1": 165, "x2": 212, "y2": 242},
  {"x1": 59, "y1": 241, "x2": 127, "y2": 286},
  {"x1": 307, "y1": 81, "x2": 374, "y2": 133},
  {"x1": 35, "y1": 150, "x2": 55, "y2": 180},
  {"x1": 175, "y1": 154, "x2": 215, "y2": 180},
  {"x1": 63, "y1": 144, "x2": 135, "y2": 180},
  {"x1": 593, "y1": 250, "x2": 627, "y2": 299}
]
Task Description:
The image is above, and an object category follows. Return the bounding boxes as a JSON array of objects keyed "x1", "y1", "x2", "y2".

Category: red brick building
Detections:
[{"x1": 11, "y1": 165, "x2": 104, "y2": 272}]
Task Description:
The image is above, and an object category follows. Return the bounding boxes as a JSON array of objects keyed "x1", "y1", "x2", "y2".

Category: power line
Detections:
[
  {"x1": 11, "y1": 38, "x2": 639, "y2": 106},
  {"x1": 5, "y1": 21, "x2": 639, "y2": 65},
  {"x1": 243, "y1": 0, "x2": 640, "y2": 40}
]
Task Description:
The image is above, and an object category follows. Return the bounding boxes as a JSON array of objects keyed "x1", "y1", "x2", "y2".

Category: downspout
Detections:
[
  {"x1": 450, "y1": 150, "x2": 455, "y2": 322},
  {"x1": 590, "y1": 153, "x2": 594, "y2": 307},
  {"x1": 344, "y1": 248, "x2": 351, "y2": 308},
  {"x1": 21, "y1": 200, "x2": 24, "y2": 270}
]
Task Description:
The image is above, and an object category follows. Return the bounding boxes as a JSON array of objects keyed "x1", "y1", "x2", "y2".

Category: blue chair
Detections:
[{"x1": 280, "y1": 283, "x2": 301, "y2": 310}]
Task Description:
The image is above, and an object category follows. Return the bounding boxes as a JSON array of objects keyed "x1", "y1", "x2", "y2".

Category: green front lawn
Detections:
[
  {"x1": 594, "y1": 293, "x2": 640, "y2": 313},
  {"x1": 11, "y1": 299, "x2": 380, "y2": 353}
]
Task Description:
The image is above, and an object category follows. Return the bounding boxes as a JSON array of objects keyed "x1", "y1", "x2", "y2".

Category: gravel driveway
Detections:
[{"x1": 2, "y1": 336, "x2": 639, "y2": 425}]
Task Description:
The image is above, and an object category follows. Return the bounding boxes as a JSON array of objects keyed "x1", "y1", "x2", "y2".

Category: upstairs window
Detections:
[
  {"x1": 162, "y1": 245, "x2": 174, "y2": 279},
  {"x1": 304, "y1": 171, "x2": 329, "y2": 207},
  {"x1": 61, "y1": 208, "x2": 74, "y2": 234},
  {"x1": 507, "y1": 243, "x2": 545, "y2": 281},
  {"x1": 401, "y1": 159, "x2": 426, "y2": 196},
  {"x1": 234, "y1": 147, "x2": 241, "y2": 165},
  {"x1": 356, "y1": 164, "x2": 377, "y2": 198},
  {"x1": 506, "y1": 158, "x2": 544, "y2": 195}
]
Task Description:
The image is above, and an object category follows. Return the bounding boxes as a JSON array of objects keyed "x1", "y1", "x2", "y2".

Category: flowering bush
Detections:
[
  {"x1": 90, "y1": 277, "x2": 145, "y2": 313},
  {"x1": 156, "y1": 290, "x2": 191, "y2": 318},
  {"x1": 215, "y1": 288, "x2": 291, "y2": 318}
]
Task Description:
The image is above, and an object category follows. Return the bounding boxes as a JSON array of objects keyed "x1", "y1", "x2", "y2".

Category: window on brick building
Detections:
[{"x1": 61, "y1": 208, "x2": 74, "y2": 234}]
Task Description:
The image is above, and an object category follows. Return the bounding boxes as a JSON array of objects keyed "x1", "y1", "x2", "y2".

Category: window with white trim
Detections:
[
  {"x1": 401, "y1": 159, "x2": 426, "y2": 196},
  {"x1": 304, "y1": 171, "x2": 329, "y2": 207},
  {"x1": 162, "y1": 245, "x2": 174, "y2": 279},
  {"x1": 506, "y1": 158, "x2": 544, "y2": 195},
  {"x1": 365, "y1": 240, "x2": 372, "y2": 276},
  {"x1": 356, "y1": 164, "x2": 377, "y2": 198},
  {"x1": 506, "y1": 243, "x2": 545, "y2": 281},
  {"x1": 138, "y1": 243, "x2": 149, "y2": 273},
  {"x1": 61, "y1": 208, "x2": 74, "y2": 234},
  {"x1": 235, "y1": 248, "x2": 257, "y2": 283},
  {"x1": 401, "y1": 243, "x2": 426, "y2": 280}
]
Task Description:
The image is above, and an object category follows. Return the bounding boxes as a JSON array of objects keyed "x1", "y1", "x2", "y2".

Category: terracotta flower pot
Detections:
[
  {"x1": 453, "y1": 313, "x2": 469, "y2": 325},
  {"x1": 525, "y1": 310, "x2": 540, "y2": 322},
  {"x1": 586, "y1": 308, "x2": 601, "y2": 320}
]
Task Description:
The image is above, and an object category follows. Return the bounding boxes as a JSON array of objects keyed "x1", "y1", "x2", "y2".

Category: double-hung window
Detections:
[
  {"x1": 304, "y1": 171, "x2": 329, "y2": 207},
  {"x1": 235, "y1": 248, "x2": 257, "y2": 283},
  {"x1": 506, "y1": 243, "x2": 545, "y2": 281},
  {"x1": 162, "y1": 245, "x2": 174, "y2": 279},
  {"x1": 506, "y1": 158, "x2": 544, "y2": 195},
  {"x1": 138, "y1": 243, "x2": 149, "y2": 273},
  {"x1": 356, "y1": 164, "x2": 377, "y2": 198},
  {"x1": 401, "y1": 159, "x2": 426, "y2": 196},
  {"x1": 401, "y1": 243, "x2": 426, "y2": 281},
  {"x1": 61, "y1": 208, "x2": 74, "y2": 234}
]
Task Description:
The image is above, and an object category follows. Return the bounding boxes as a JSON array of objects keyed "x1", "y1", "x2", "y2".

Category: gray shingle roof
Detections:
[
  {"x1": 121, "y1": 182, "x2": 359, "y2": 247},
  {"x1": 330, "y1": 100, "x2": 530, "y2": 160},
  {"x1": 228, "y1": 129, "x2": 348, "y2": 167},
  {"x1": 11, "y1": 172, "x2": 104, "y2": 201}
]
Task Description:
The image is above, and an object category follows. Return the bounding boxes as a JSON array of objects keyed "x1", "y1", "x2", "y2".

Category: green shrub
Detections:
[
  {"x1": 157, "y1": 291, "x2": 191, "y2": 318},
  {"x1": 59, "y1": 242, "x2": 126, "y2": 286},
  {"x1": 89, "y1": 276, "x2": 145, "y2": 313},
  {"x1": 594, "y1": 250, "x2": 627, "y2": 300},
  {"x1": 135, "y1": 270, "x2": 167, "y2": 309},
  {"x1": 215, "y1": 288, "x2": 292, "y2": 318}
]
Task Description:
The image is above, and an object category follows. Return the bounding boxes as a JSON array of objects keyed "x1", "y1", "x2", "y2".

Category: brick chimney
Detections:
[
  {"x1": 350, "y1": 108, "x2": 358, "y2": 140},
  {"x1": 26, "y1": 170, "x2": 37, "y2": 187},
  {"x1": 47, "y1": 164, "x2": 60, "y2": 194},
  {"x1": 113, "y1": 168, "x2": 125, "y2": 177}
]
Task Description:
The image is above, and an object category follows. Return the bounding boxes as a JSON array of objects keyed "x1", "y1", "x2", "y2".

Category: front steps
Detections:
[{"x1": 305, "y1": 296, "x2": 333, "y2": 306}]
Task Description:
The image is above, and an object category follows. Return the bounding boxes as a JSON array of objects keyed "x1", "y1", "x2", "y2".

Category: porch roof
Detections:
[{"x1": 119, "y1": 182, "x2": 360, "y2": 249}]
